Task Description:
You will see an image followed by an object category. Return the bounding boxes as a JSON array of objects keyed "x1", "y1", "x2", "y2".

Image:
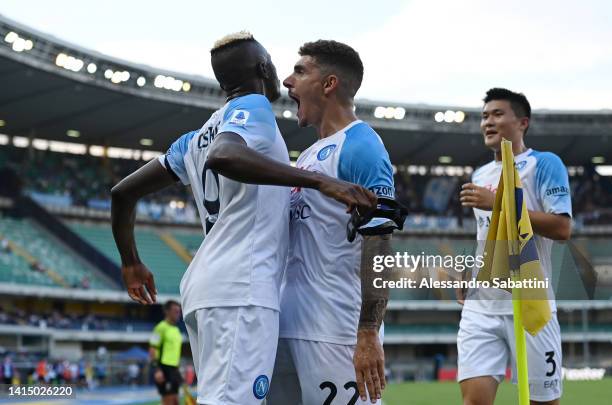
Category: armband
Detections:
[{"x1": 346, "y1": 198, "x2": 408, "y2": 242}]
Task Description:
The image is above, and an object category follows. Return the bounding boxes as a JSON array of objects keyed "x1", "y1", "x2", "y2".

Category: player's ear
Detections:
[
  {"x1": 519, "y1": 116, "x2": 530, "y2": 134},
  {"x1": 322, "y1": 74, "x2": 339, "y2": 96}
]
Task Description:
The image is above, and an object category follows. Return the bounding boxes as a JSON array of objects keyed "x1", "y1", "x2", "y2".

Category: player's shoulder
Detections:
[
  {"x1": 341, "y1": 121, "x2": 387, "y2": 157},
  {"x1": 344, "y1": 120, "x2": 382, "y2": 144},
  {"x1": 529, "y1": 149, "x2": 566, "y2": 168},
  {"x1": 222, "y1": 94, "x2": 275, "y2": 127}
]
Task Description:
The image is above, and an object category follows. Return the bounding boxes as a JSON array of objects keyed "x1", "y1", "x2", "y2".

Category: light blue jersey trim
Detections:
[
  {"x1": 532, "y1": 150, "x2": 572, "y2": 217},
  {"x1": 218, "y1": 94, "x2": 276, "y2": 149},
  {"x1": 338, "y1": 122, "x2": 395, "y2": 228},
  {"x1": 163, "y1": 130, "x2": 197, "y2": 185}
]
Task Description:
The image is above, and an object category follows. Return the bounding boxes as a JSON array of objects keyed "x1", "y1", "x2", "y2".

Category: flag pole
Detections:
[{"x1": 500, "y1": 139, "x2": 530, "y2": 404}]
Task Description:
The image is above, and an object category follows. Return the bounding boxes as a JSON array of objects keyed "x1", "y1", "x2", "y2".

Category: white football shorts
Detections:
[
  {"x1": 457, "y1": 309, "x2": 563, "y2": 402},
  {"x1": 184, "y1": 306, "x2": 279, "y2": 405}
]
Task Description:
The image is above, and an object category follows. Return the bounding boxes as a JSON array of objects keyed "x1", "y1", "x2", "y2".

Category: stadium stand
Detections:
[
  {"x1": 69, "y1": 222, "x2": 196, "y2": 294},
  {"x1": 0, "y1": 214, "x2": 113, "y2": 289}
]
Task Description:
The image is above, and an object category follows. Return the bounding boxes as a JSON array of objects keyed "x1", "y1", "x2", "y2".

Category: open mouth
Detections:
[
  {"x1": 288, "y1": 92, "x2": 300, "y2": 109},
  {"x1": 485, "y1": 130, "x2": 498, "y2": 136}
]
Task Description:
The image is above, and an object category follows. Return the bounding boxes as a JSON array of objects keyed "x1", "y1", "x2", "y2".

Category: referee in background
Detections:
[{"x1": 149, "y1": 300, "x2": 183, "y2": 405}]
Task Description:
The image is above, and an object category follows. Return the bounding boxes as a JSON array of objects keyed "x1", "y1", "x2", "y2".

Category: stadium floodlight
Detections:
[
  {"x1": 24, "y1": 40, "x2": 34, "y2": 51},
  {"x1": 454, "y1": 110, "x2": 466, "y2": 123},
  {"x1": 438, "y1": 156, "x2": 452, "y2": 164},
  {"x1": 182, "y1": 82, "x2": 191, "y2": 92},
  {"x1": 595, "y1": 165, "x2": 612, "y2": 176},
  {"x1": 104, "y1": 69, "x2": 113, "y2": 79},
  {"x1": 13, "y1": 136, "x2": 29, "y2": 148},
  {"x1": 434, "y1": 111, "x2": 444, "y2": 122},
  {"x1": 592, "y1": 156, "x2": 605, "y2": 164},
  {"x1": 32, "y1": 139, "x2": 49, "y2": 150},
  {"x1": 137, "y1": 76, "x2": 146, "y2": 87},
  {"x1": 171, "y1": 79, "x2": 183, "y2": 92},
  {"x1": 55, "y1": 53, "x2": 68, "y2": 67},
  {"x1": 12, "y1": 37, "x2": 26, "y2": 52},
  {"x1": 374, "y1": 106, "x2": 386, "y2": 119},
  {"x1": 4, "y1": 31, "x2": 18, "y2": 43},
  {"x1": 111, "y1": 72, "x2": 122, "y2": 83},
  {"x1": 0, "y1": 134, "x2": 8, "y2": 145},
  {"x1": 289, "y1": 150, "x2": 301, "y2": 158},
  {"x1": 394, "y1": 107, "x2": 406, "y2": 120},
  {"x1": 139, "y1": 138, "x2": 154, "y2": 146},
  {"x1": 384, "y1": 107, "x2": 395, "y2": 119},
  {"x1": 66, "y1": 129, "x2": 80, "y2": 138},
  {"x1": 443, "y1": 110, "x2": 455, "y2": 123},
  {"x1": 89, "y1": 145, "x2": 105, "y2": 157},
  {"x1": 87, "y1": 63, "x2": 97, "y2": 74},
  {"x1": 0, "y1": 119, "x2": 5, "y2": 127},
  {"x1": 283, "y1": 110, "x2": 292, "y2": 118},
  {"x1": 154, "y1": 75, "x2": 165, "y2": 88}
]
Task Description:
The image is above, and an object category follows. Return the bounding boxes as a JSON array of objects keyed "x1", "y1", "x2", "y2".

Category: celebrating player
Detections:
[
  {"x1": 267, "y1": 40, "x2": 398, "y2": 405},
  {"x1": 111, "y1": 32, "x2": 376, "y2": 405},
  {"x1": 457, "y1": 88, "x2": 571, "y2": 405}
]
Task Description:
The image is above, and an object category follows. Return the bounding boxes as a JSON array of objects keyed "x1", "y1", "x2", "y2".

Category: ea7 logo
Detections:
[
  {"x1": 545, "y1": 186, "x2": 569, "y2": 196},
  {"x1": 515, "y1": 160, "x2": 527, "y2": 170}
]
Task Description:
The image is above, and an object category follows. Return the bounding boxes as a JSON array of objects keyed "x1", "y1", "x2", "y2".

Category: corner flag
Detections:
[
  {"x1": 477, "y1": 139, "x2": 551, "y2": 335},
  {"x1": 477, "y1": 139, "x2": 552, "y2": 404}
]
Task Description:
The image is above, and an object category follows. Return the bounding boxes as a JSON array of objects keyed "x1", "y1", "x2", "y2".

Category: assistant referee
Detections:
[{"x1": 149, "y1": 300, "x2": 183, "y2": 405}]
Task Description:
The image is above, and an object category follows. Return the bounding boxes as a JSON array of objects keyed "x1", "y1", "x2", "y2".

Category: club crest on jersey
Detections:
[
  {"x1": 515, "y1": 160, "x2": 527, "y2": 170},
  {"x1": 253, "y1": 375, "x2": 269, "y2": 399},
  {"x1": 317, "y1": 144, "x2": 337, "y2": 161},
  {"x1": 229, "y1": 109, "x2": 250, "y2": 126}
]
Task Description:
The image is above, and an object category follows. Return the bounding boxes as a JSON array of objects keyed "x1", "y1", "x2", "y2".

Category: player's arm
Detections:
[
  {"x1": 355, "y1": 232, "x2": 392, "y2": 403},
  {"x1": 460, "y1": 184, "x2": 571, "y2": 240},
  {"x1": 207, "y1": 132, "x2": 377, "y2": 213},
  {"x1": 148, "y1": 328, "x2": 165, "y2": 383},
  {"x1": 111, "y1": 159, "x2": 175, "y2": 304}
]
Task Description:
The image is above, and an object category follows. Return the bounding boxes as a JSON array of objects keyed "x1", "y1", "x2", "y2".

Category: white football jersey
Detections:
[
  {"x1": 464, "y1": 148, "x2": 572, "y2": 314},
  {"x1": 158, "y1": 94, "x2": 290, "y2": 316},
  {"x1": 279, "y1": 120, "x2": 394, "y2": 345}
]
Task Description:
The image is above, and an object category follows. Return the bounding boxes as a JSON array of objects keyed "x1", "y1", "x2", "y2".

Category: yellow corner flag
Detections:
[
  {"x1": 477, "y1": 139, "x2": 551, "y2": 334},
  {"x1": 477, "y1": 139, "x2": 552, "y2": 404}
]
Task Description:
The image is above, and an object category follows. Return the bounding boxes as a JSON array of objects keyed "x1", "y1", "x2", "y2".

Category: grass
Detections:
[
  {"x1": 132, "y1": 379, "x2": 612, "y2": 404},
  {"x1": 382, "y1": 378, "x2": 612, "y2": 405}
]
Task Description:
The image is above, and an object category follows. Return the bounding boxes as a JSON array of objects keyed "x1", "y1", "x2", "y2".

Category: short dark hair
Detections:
[
  {"x1": 299, "y1": 40, "x2": 363, "y2": 99},
  {"x1": 164, "y1": 300, "x2": 180, "y2": 311},
  {"x1": 483, "y1": 88, "x2": 531, "y2": 120}
]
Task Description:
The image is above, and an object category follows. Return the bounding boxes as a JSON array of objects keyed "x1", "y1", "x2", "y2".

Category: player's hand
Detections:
[
  {"x1": 153, "y1": 369, "x2": 165, "y2": 384},
  {"x1": 317, "y1": 176, "x2": 377, "y2": 215},
  {"x1": 121, "y1": 262, "x2": 157, "y2": 304},
  {"x1": 460, "y1": 183, "x2": 495, "y2": 210},
  {"x1": 354, "y1": 329, "x2": 385, "y2": 403}
]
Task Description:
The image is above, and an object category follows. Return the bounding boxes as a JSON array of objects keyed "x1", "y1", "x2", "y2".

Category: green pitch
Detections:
[
  {"x1": 382, "y1": 378, "x2": 612, "y2": 405},
  {"x1": 134, "y1": 379, "x2": 611, "y2": 405}
]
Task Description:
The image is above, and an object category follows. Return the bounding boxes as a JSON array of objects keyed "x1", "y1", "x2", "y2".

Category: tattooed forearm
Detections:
[{"x1": 358, "y1": 233, "x2": 392, "y2": 330}]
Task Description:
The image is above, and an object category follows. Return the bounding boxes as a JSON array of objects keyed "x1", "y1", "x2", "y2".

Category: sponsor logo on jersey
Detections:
[
  {"x1": 229, "y1": 110, "x2": 250, "y2": 126},
  {"x1": 253, "y1": 375, "x2": 269, "y2": 399},
  {"x1": 545, "y1": 185, "x2": 569, "y2": 196},
  {"x1": 369, "y1": 185, "x2": 394, "y2": 198},
  {"x1": 290, "y1": 203, "x2": 311, "y2": 220},
  {"x1": 317, "y1": 144, "x2": 337, "y2": 161},
  {"x1": 515, "y1": 160, "x2": 527, "y2": 170}
]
